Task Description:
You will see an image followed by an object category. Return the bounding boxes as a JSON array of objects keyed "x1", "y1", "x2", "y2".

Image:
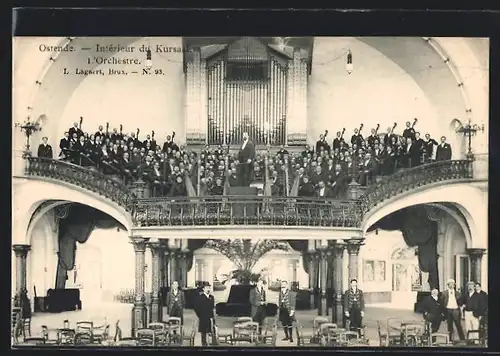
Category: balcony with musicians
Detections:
[{"x1": 12, "y1": 36, "x2": 488, "y2": 348}]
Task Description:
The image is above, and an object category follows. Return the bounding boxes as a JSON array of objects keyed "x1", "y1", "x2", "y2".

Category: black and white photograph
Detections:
[{"x1": 12, "y1": 35, "x2": 488, "y2": 348}]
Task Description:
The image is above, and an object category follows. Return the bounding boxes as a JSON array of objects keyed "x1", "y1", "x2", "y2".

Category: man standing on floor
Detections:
[
  {"x1": 343, "y1": 279, "x2": 365, "y2": 333},
  {"x1": 194, "y1": 282, "x2": 215, "y2": 346},
  {"x1": 237, "y1": 132, "x2": 256, "y2": 187},
  {"x1": 441, "y1": 279, "x2": 465, "y2": 342},
  {"x1": 249, "y1": 278, "x2": 267, "y2": 334},
  {"x1": 166, "y1": 280, "x2": 185, "y2": 326},
  {"x1": 278, "y1": 280, "x2": 296, "y2": 343},
  {"x1": 422, "y1": 288, "x2": 445, "y2": 333}
]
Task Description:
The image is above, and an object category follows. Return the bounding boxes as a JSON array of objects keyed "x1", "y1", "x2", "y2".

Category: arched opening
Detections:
[
  {"x1": 26, "y1": 203, "x2": 127, "y2": 313},
  {"x1": 363, "y1": 203, "x2": 471, "y2": 309}
]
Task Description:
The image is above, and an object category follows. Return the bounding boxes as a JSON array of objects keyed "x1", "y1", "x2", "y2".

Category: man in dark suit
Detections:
[
  {"x1": 68, "y1": 121, "x2": 83, "y2": 139},
  {"x1": 333, "y1": 131, "x2": 346, "y2": 151},
  {"x1": 350, "y1": 128, "x2": 364, "y2": 147},
  {"x1": 249, "y1": 279, "x2": 267, "y2": 334},
  {"x1": 37, "y1": 136, "x2": 53, "y2": 158},
  {"x1": 422, "y1": 288, "x2": 445, "y2": 333},
  {"x1": 237, "y1": 132, "x2": 256, "y2": 187},
  {"x1": 402, "y1": 121, "x2": 416, "y2": 141},
  {"x1": 194, "y1": 282, "x2": 215, "y2": 346},
  {"x1": 436, "y1": 136, "x2": 452, "y2": 161},
  {"x1": 278, "y1": 280, "x2": 296, "y2": 343},
  {"x1": 166, "y1": 281, "x2": 185, "y2": 326},
  {"x1": 59, "y1": 132, "x2": 71, "y2": 157},
  {"x1": 404, "y1": 137, "x2": 421, "y2": 168},
  {"x1": 316, "y1": 133, "x2": 330, "y2": 155},
  {"x1": 474, "y1": 282, "x2": 488, "y2": 342},
  {"x1": 440, "y1": 278, "x2": 465, "y2": 341},
  {"x1": 424, "y1": 133, "x2": 438, "y2": 163},
  {"x1": 343, "y1": 279, "x2": 365, "y2": 332}
]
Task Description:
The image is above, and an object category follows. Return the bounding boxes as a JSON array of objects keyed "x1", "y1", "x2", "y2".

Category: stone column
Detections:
[
  {"x1": 346, "y1": 239, "x2": 364, "y2": 282},
  {"x1": 467, "y1": 248, "x2": 486, "y2": 284},
  {"x1": 130, "y1": 237, "x2": 149, "y2": 337},
  {"x1": 318, "y1": 249, "x2": 330, "y2": 316},
  {"x1": 147, "y1": 241, "x2": 162, "y2": 323},
  {"x1": 13, "y1": 244, "x2": 31, "y2": 298},
  {"x1": 333, "y1": 242, "x2": 346, "y2": 325},
  {"x1": 169, "y1": 250, "x2": 178, "y2": 284},
  {"x1": 182, "y1": 252, "x2": 189, "y2": 288},
  {"x1": 307, "y1": 252, "x2": 316, "y2": 310}
]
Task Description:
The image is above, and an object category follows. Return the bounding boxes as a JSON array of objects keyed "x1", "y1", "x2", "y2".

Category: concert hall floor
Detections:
[{"x1": 26, "y1": 302, "x2": 446, "y2": 347}]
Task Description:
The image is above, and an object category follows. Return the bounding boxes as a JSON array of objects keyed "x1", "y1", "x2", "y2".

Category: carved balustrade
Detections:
[
  {"x1": 24, "y1": 157, "x2": 136, "y2": 211},
  {"x1": 22, "y1": 158, "x2": 475, "y2": 228},
  {"x1": 131, "y1": 196, "x2": 362, "y2": 228},
  {"x1": 358, "y1": 159, "x2": 473, "y2": 214}
]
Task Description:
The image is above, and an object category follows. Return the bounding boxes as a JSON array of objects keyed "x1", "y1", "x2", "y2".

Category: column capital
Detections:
[
  {"x1": 346, "y1": 238, "x2": 365, "y2": 255},
  {"x1": 13, "y1": 244, "x2": 31, "y2": 257},
  {"x1": 146, "y1": 240, "x2": 162, "y2": 255},
  {"x1": 467, "y1": 248, "x2": 486, "y2": 259},
  {"x1": 333, "y1": 241, "x2": 346, "y2": 256},
  {"x1": 130, "y1": 236, "x2": 150, "y2": 252}
]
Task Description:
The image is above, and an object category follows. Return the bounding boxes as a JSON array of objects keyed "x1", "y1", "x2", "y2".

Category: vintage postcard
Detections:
[{"x1": 12, "y1": 35, "x2": 488, "y2": 348}]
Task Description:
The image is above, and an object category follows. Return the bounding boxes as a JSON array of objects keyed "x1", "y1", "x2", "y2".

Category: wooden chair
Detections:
[
  {"x1": 295, "y1": 322, "x2": 319, "y2": 346},
  {"x1": 232, "y1": 321, "x2": 259, "y2": 345},
  {"x1": 257, "y1": 324, "x2": 277, "y2": 346},
  {"x1": 164, "y1": 317, "x2": 182, "y2": 345},
  {"x1": 181, "y1": 320, "x2": 197, "y2": 346},
  {"x1": 136, "y1": 329, "x2": 156, "y2": 346},
  {"x1": 57, "y1": 328, "x2": 76, "y2": 345},
  {"x1": 386, "y1": 318, "x2": 403, "y2": 346},
  {"x1": 148, "y1": 322, "x2": 168, "y2": 345},
  {"x1": 75, "y1": 321, "x2": 93, "y2": 344},
  {"x1": 312, "y1": 316, "x2": 329, "y2": 337},
  {"x1": 92, "y1": 324, "x2": 110, "y2": 345},
  {"x1": 41, "y1": 326, "x2": 59, "y2": 345},
  {"x1": 401, "y1": 322, "x2": 425, "y2": 346},
  {"x1": 430, "y1": 333, "x2": 450, "y2": 346},
  {"x1": 338, "y1": 330, "x2": 359, "y2": 345},
  {"x1": 23, "y1": 318, "x2": 31, "y2": 338}
]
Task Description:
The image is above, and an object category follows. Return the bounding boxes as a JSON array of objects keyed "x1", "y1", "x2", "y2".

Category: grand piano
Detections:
[{"x1": 215, "y1": 284, "x2": 278, "y2": 317}]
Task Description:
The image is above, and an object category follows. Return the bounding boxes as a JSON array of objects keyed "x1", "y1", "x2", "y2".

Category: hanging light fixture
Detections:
[
  {"x1": 144, "y1": 48, "x2": 153, "y2": 69},
  {"x1": 346, "y1": 49, "x2": 353, "y2": 74}
]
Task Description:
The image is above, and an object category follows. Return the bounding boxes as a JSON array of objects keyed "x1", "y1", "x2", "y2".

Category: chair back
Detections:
[
  {"x1": 136, "y1": 329, "x2": 155, "y2": 346},
  {"x1": 313, "y1": 316, "x2": 329, "y2": 330},
  {"x1": 148, "y1": 322, "x2": 166, "y2": 331},
  {"x1": 76, "y1": 321, "x2": 93, "y2": 334},
  {"x1": 319, "y1": 322, "x2": 338, "y2": 333},
  {"x1": 339, "y1": 330, "x2": 359, "y2": 343},
  {"x1": 236, "y1": 316, "x2": 253, "y2": 323}
]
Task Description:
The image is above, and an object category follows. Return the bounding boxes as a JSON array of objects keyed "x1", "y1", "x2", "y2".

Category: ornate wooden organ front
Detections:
[
  {"x1": 184, "y1": 37, "x2": 309, "y2": 147},
  {"x1": 207, "y1": 38, "x2": 289, "y2": 146}
]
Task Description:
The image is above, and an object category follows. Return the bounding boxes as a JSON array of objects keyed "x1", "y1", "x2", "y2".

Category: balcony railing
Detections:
[
  {"x1": 358, "y1": 159, "x2": 473, "y2": 214},
  {"x1": 24, "y1": 157, "x2": 136, "y2": 211},
  {"x1": 131, "y1": 196, "x2": 363, "y2": 228},
  {"x1": 22, "y1": 158, "x2": 475, "y2": 228}
]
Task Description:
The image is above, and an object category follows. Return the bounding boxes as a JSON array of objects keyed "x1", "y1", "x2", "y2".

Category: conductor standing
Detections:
[{"x1": 238, "y1": 132, "x2": 256, "y2": 187}]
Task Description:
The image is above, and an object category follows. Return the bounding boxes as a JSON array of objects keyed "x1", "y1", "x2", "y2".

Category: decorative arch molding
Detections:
[
  {"x1": 13, "y1": 37, "x2": 487, "y2": 152},
  {"x1": 427, "y1": 203, "x2": 472, "y2": 249},
  {"x1": 361, "y1": 182, "x2": 486, "y2": 249},
  {"x1": 13, "y1": 177, "x2": 133, "y2": 245}
]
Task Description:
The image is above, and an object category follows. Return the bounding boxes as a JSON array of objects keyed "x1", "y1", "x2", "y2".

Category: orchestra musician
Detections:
[
  {"x1": 424, "y1": 133, "x2": 438, "y2": 163},
  {"x1": 351, "y1": 128, "x2": 364, "y2": 147},
  {"x1": 402, "y1": 121, "x2": 416, "y2": 141},
  {"x1": 194, "y1": 282, "x2": 215, "y2": 347}
]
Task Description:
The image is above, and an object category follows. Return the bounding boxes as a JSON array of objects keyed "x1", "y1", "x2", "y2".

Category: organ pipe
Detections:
[{"x1": 207, "y1": 52, "x2": 288, "y2": 146}]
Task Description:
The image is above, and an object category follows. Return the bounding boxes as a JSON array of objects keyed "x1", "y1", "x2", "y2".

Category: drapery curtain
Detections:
[
  {"x1": 287, "y1": 240, "x2": 309, "y2": 275},
  {"x1": 55, "y1": 205, "x2": 125, "y2": 289},
  {"x1": 367, "y1": 206, "x2": 439, "y2": 290},
  {"x1": 186, "y1": 239, "x2": 208, "y2": 272}
]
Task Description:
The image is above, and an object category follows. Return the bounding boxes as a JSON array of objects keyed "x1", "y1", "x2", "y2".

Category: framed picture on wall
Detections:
[{"x1": 363, "y1": 260, "x2": 386, "y2": 282}]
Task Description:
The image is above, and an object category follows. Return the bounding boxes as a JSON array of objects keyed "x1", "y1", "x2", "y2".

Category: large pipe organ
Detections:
[{"x1": 184, "y1": 37, "x2": 310, "y2": 147}]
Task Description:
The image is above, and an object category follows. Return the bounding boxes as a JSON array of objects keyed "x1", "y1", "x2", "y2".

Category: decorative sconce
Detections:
[{"x1": 456, "y1": 118, "x2": 485, "y2": 157}]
